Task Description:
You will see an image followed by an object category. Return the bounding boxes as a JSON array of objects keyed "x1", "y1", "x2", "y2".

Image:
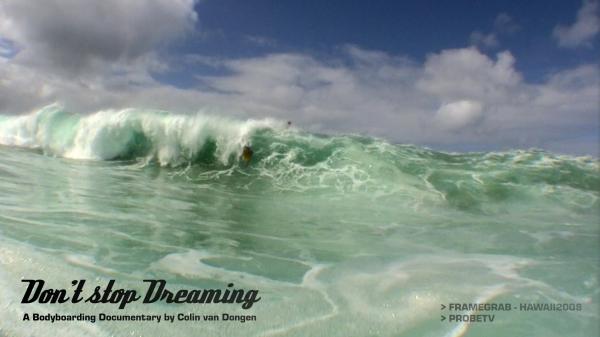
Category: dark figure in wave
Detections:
[{"x1": 241, "y1": 145, "x2": 253, "y2": 164}]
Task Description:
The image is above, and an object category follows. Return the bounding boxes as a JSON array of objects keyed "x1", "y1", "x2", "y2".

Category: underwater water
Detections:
[{"x1": 0, "y1": 105, "x2": 598, "y2": 337}]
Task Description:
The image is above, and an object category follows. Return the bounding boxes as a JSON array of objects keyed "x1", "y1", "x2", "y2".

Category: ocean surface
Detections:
[{"x1": 0, "y1": 105, "x2": 598, "y2": 337}]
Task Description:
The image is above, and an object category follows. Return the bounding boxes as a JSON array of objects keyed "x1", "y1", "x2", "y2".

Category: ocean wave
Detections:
[
  {"x1": 0, "y1": 104, "x2": 280, "y2": 166},
  {"x1": 0, "y1": 105, "x2": 598, "y2": 207}
]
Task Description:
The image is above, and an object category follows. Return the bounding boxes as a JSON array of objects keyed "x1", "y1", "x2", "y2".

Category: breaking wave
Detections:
[{"x1": 0, "y1": 104, "x2": 598, "y2": 210}]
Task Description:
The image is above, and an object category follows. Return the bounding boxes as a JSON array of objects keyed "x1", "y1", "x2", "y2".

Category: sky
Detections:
[{"x1": 0, "y1": 0, "x2": 598, "y2": 155}]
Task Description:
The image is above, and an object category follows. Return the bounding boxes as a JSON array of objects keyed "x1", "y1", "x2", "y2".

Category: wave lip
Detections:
[
  {"x1": 0, "y1": 104, "x2": 280, "y2": 166},
  {"x1": 0, "y1": 105, "x2": 598, "y2": 209}
]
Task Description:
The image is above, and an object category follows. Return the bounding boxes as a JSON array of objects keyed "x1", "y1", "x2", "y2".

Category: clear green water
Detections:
[{"x1": 0, "y1": 106, "x2": 598, "y2": 337}]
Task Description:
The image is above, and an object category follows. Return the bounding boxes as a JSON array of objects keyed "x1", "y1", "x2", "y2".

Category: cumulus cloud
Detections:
[
  {"x1": 0, "y1": 1, "x2": 597, "y2": 155},
  {"x1": 417, "y1": 48, "x2": 521, "y2": 103},
  {"x1": 470, "y1": 13, "x2": 519, "y2": 49},
  {"x1": 1, "y1": 43, "x2": 598, "y2": 154},
  {"x1": 469, "y1": 31, "x2": 499, "y2": 48},
  {"x1": 553, "y1": 0, "x2": 600, "y2": 48},
  {"x1": 198, "y1": 47, "x2": 425, "y2": 136},
  {"x1": 0, "y1": 0, "x2": 197, "y2": 78},
  {"x1": 494, "y1": 13, "x2": 520, "y2": 34},
  {"x1": 188, "y1": 47, "x2": 596, "y2": 154},
  {"x1": 434, "y1": 100, "x2": 483, "y2": 131}
]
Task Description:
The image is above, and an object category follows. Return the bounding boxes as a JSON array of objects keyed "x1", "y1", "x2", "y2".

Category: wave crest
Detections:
[
  {"x1": 0, "y1": 105, "x2": 598, "y2": 211},
  {"x1": 0, "y1": 104, "x2": 280, "y2": 166}
]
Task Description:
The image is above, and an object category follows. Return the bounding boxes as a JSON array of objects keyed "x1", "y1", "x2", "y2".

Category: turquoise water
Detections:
[{"x1": 0, "y1": 105, "x2": 598, "y2": 337}]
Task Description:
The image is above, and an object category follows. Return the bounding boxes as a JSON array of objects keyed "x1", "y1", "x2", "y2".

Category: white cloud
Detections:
[
  {"x1": 553, "y1": 0, "x2": 600, "y2": 48},
  {"x1": 0, "y1": 0, "x2": 197, "y2": 78},
  {"x1": 199, "y1": 48, "x2": 597, "y2": 153},
  {"x1": 244, "y1": 35, "x2": 278, "y2": 48},
  {"x1": 434, "y1": 100, "x2": 483, "y2": 131},
  {"x1": 0, "y1": 1, "x2": 597, "y2": 155},
  {"x1": 198, "y1": 48, "x2": 426, "y2": 137},
  {"x1": 469, "y1": 31, "x2": 499, "y2": 48},
  {"x1": 1, "y1": 44, "x2": 598, "y2": 155},
  {"x1": 470, "y1": 13, "x2": 519, "y2": 49},
  {"x1": 417, "y1": 48, "x2": 521, "y2": 103},
  {"x1": 494, "y1": 13, "x2": 520, "y2": 34}
]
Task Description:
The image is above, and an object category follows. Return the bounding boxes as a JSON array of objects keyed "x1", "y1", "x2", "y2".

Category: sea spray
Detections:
[
  {"x1": 0, "y1": 105, "x2": 598, "y2": 337},
  {"x1": 0, "y1": 105, "x2": 280, "y2": 166}
]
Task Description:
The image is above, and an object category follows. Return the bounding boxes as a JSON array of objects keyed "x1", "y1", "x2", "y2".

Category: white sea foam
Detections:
[{"x1": 0, "y1": 104, "x2": 281, "y2": 166}]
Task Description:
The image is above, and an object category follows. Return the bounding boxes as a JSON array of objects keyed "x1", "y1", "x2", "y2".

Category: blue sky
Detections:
[
  {"x1": 0, "y1": 0, "x2": 598, "y2": 155},
  {"x1": 180, "y1": 0, "x2": 596, "y2": 79}
]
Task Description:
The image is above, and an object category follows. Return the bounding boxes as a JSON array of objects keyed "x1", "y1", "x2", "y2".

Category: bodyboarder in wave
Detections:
[{"x1": 241, "y1": 145, "x2": 253, "y2": 164}]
